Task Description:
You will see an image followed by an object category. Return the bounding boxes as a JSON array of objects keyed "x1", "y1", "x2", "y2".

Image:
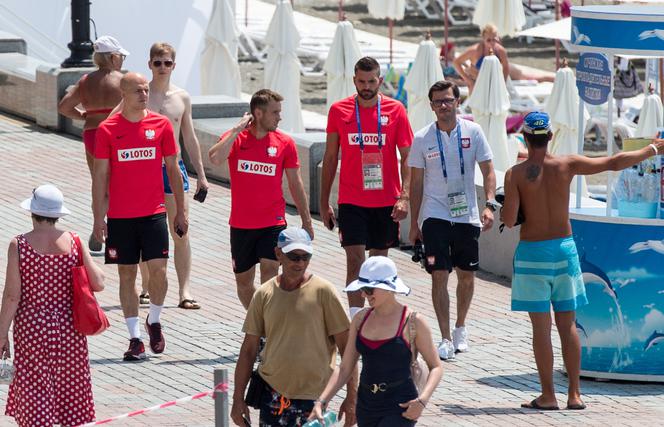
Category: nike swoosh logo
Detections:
[
  {"x1": 469, "y1": 261, "x2": 479, "y2": 266},
  {"x1": 116, "y1": 135, "x2": 125, "y2": 139}
]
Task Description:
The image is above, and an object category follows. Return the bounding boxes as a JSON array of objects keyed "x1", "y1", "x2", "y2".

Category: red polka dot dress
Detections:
[{"x1": 5, "y1": 233, "x2": 95, "y2": 427}]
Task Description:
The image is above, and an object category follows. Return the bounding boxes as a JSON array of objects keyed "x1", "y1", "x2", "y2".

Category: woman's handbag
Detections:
[
  {"x1": 613, "y1": 62, "x2": 643, "y2": 100},
  {"x1": 72, "y1": 234, "x2": 110, "y2": 336},
  {"x1": 408, "y1": 312, "x2": 430, "y2": 393}
]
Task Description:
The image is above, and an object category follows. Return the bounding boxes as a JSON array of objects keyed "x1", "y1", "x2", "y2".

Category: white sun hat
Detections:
[
  {"x1": 345, "y1": 256, "x2": 410, "y2": 295},
  {"x1": 93, "y1": 35, "x2": 130, "y2": 56},
  {"x1": 20, "y1": 184, "x2": 71, "y2": 218}
]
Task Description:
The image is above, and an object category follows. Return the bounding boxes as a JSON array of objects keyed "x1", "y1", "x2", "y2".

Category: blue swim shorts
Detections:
[
  {"x1": 511, "y1": 236, "x2": 588, "y2": 313},
  {"x1": 162, "y1": 159, "x2": 190, "y2": 194}
]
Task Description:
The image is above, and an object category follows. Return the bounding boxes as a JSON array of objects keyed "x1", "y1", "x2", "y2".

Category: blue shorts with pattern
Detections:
[
  {"x1": 259, "y1": 382, "x2": 314, "y2": 427},
  {"x1": 511, "y1": 236, "x2": 588, "y2": 313}
]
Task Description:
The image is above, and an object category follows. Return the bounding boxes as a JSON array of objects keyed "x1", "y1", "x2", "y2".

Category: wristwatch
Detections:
[{"x1": 485, "y1": 199, "x2": 500, "y2": 212}]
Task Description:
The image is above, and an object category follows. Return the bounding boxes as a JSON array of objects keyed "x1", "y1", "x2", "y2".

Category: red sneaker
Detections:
[
  {"x1": 123, "y1": 338, "x2": 146, "y2": 361},
  {"x1": 145, "y1": 316, "x2": 165, "y2": 354}
]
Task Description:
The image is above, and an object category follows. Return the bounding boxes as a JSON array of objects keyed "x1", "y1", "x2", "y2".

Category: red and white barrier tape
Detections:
[{"x1": 77, "y1": 382, "x2": 229, "y2": 426}]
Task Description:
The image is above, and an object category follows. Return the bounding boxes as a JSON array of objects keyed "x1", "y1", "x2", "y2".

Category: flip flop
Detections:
[
  {"x1": 139, "y1": 293, "x2": 150, "y2": 305},
  {"x1": 566, "y1": 402, "x2": 587, "y2": 410},
  {"x1": 178, "y1": 299, "x2": 201, "y2": 310},
  {"x1": 521, "y1": 399, "x2": 559, "y2": 411}
]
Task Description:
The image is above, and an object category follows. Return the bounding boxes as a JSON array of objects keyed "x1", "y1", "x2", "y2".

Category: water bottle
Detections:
[
  {"x1": 0, "y1": 357, "x2": 14, "y2": 385},
  {"x1": 303, "y1": 411, "x2": 337, "y2": 427}
]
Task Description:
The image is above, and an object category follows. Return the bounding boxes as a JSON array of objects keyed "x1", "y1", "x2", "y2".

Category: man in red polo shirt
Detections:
[
  {"x1": 92, "y1": 72, "x2": 188, "y2": 361},
  {"x1": 321, "y1": 56, "x2": 413, "y2": 318},
  {"x1": 208, "y1": 89, "x2": 313, "y2": 309}
]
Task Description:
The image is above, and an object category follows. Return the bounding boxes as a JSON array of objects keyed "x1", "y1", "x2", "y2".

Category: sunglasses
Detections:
[
  {"x1": 360, "y1": 287, "x2": 375, "y2": 295},
  {"x1": 152, "y1": 60, "x2": 174, "y2": 68},
  {"x1": 284, "y1": 252, "x2": 312, "y2": 262},
  {"x1": 431, "y1": 98, "x2": 457, "y2": 107}
]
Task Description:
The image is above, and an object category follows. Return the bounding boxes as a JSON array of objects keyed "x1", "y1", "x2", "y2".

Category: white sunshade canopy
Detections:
[
  {"x1": 404, "y1": 39, "x2": 444, "y2": 133},
  {"x1": 544, "y1": 66, "x2": 589, "y2": 196},
  {"x1": 473, "y1": 0, "x2": 526, "y2": 37},
  {"x1": 367, "y1": 0, "x2": 406, "y2": 20},
  {"x1": 264, "y1": 0, "x2": 305, "y2": 133},
  {"x1": 200, "y1": 0, "x2": 242, "y2": 97},
  {"x1": 324, "y1": 21, "x2": 363, "y2": 112},
  {"x1": 467, "y1": 55, "x2": 513, "y2": 172}
]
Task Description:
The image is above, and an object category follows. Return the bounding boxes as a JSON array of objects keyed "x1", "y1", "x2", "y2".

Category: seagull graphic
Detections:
[
  {"x1": 629, "y1": 240, "x2": 664, "y2": 255},
  {"x1": 638, "y1": 29, "x2": 664, "y2": 41},
  {"x1": 572, "y1": 26, "x2": 591, "y2": 45}
]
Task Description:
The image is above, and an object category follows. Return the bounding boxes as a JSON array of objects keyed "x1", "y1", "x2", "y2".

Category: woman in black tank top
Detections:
[{"x1": 309, "y1": 257, "x2": 443, "y2": 426}]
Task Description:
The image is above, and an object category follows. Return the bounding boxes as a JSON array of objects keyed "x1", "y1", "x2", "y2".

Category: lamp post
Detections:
[{"x1": 62, "y1": 0, "x2": 94, "y2": 68}]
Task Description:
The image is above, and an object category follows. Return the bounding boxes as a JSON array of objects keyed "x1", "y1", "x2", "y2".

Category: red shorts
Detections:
[{"x1": 83, "y1": 128, "x2": 97, "y2": 154}]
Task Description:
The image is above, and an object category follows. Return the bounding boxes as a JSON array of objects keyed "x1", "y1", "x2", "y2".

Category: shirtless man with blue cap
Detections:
[{"x1": 502, "y1": 111, "x2": 664, "y2": 411}]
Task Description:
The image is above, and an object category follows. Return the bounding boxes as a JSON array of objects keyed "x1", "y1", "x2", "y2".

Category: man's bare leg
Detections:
[
  {"x1": 455, "y1": 269, "x2": 475, "y2": 328},
  {"x1": 165, "y1": 194, "x2": 195, "y2": 305},
  {"x1": 527, "y1": 312, "x2": 559, "y2": 408},
  {"x1": 235, "y1": 267, "x2": 257, "y2": 310},
  {"x1": 139, "y1": 262, "x2": 150, "y2": 297},
  {"x1": 146, "y1": 258, "x2": 168, "y2": 306},
  {"x1": 344, "y1": 245, "x2": 366, "y2": 310},
  {"x1": 555, "y1": 310, "x2": 584, "y2": 409},
  {"x1": 258, "y1": 258, "x2": 280, "y2": 285},
  {"x1": 431, "y1": 270, "x2": 452, "y2": 341},
  {"x1": 118, "y1": 265, "x2": 139, "y2": 318}
]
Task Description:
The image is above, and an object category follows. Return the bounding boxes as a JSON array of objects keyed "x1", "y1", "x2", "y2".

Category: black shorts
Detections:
[
  {"x1": 421, "y1": 217, "x2": 480, "y2": 273},
  {"x1": 230, "y1": 225, "x2": 286, "y2": 274},
  {"x1": 338, "y1": 204, "x2": 399, "y2": 250},
  {"x1": 105, "y1": 213, "x2": 169, "y2": 265}
]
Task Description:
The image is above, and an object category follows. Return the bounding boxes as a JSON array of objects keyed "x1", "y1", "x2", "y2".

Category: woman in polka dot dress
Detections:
[{"x1": 0, "y1": 184, "x2": 105, "y2": 427}]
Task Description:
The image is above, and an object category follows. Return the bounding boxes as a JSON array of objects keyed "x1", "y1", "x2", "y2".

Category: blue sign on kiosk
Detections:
[{"x1": 575, "y1": 52, "x2": 611, "y2": 105}]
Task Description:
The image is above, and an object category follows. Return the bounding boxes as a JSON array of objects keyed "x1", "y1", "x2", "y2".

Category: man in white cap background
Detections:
[
  {"x1": 92, "y1": 72, "x2": 188, "y2": 361},
  {"x1": 231, "y1": 227, "x2": 356, "y2": 427},
  {"x1": 58, "y1": 35, "x2": 128, "y2": 252}
]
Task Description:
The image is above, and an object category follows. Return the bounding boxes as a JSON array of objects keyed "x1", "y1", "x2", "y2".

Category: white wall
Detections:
[{"x1": 0, "y1": 0, "x2": 219, "y2": 95}]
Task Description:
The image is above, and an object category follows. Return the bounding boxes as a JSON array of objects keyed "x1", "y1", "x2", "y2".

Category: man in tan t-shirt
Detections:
[{"x1": 231, "y1": 228, "x2": 357, "y2": 427}]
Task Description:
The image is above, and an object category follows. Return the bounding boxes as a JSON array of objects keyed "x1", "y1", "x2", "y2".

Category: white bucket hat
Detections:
[
  {"x1": 345, "y1": 256, "x2": 410, "y2": 295},
  {"x1": 93, "y1": 35, "x2": 130, "y2": 56},
  {"x1": 20, "y1": 184, "x2": 70, "y2": 218}
]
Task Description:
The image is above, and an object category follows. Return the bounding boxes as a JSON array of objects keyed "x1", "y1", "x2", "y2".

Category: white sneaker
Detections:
[
  {"x1": 437, "y1": 339, "x2": 455, "y2": 360},
  {"x1": 452, "y1": 326, "x2": 469, "y2": 353}
]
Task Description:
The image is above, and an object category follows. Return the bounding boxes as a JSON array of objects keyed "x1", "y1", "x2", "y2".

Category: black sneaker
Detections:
[
  {"x1": 88, "y1": 233, "x2": 102, "y2": 252},
  {"x1": 145, "y1": 316, "x2": 165, "y2": 354},
  {"x1": 123, "y1": 338, "x2": 146, "y2": 361}
]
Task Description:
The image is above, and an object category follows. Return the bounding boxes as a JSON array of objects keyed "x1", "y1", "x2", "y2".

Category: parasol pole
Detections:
[
  {"x1": 245, "y1": 0, "x2": 248, "y2": 27},
  {"x1": 606, "y1": 53, "x2": 615, "y2": 217},
  {"x1": 389, "y1": 18, "x2": 394, "y2": 65},
  {"x1": 338, "y1": 0, "x2": 343, "y2": 22},
  {"x1": 444, "y1": 0, "x2": 449, "y2": 67}
]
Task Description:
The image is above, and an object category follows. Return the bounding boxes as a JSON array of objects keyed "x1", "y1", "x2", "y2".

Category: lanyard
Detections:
[
  {"x1": 435, "y1": 121, "x2": 465, "y2": 179},
  {"x1": 354, "y1": 95, "x2": 382, "y2": 151}
]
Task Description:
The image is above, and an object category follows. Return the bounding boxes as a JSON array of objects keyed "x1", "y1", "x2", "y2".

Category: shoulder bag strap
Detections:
[
  {"x1": 408, "y1": 311, "x2": 418, "y2": 363},
  {"x1": 70, "y1": 232, "x2": 84, "y2": 267}
]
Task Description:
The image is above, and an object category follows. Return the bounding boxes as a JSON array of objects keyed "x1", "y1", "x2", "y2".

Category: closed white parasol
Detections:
[
  {"x1": 200, "y1": 0, "x2": 242, "y2": 97},
  {"x1": 264, "y1": 0, "x2": 305, "y2": 133},
  {"x1": 324, "y1": 20, "x2": 362, "y2": 112},
  {"x1": 404, "y1": 38, "x2": 444, "y2": 133},
  {"x1": 545, "y1": 66, "x2": 589, "y2": 196},
  {"x1": 467, "y1": 54, "x2": 512, "y2": 172}
]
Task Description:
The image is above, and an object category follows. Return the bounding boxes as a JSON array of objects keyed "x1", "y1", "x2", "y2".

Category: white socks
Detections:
[
  {"x1": 148, "y1": 303, "x2": 163, "y2": 325},
  {"x1": 126, "y1": 317, "x2": 141, "y2": 339}
]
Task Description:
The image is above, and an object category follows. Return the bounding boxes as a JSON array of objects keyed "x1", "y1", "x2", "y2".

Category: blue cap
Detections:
[{"x1": 522, "y1": 111, "x2": 551, "y2": 135}]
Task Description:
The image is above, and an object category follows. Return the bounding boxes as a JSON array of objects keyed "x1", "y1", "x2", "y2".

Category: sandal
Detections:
[
  {"x1": 521, "y1": 399, "x2": 559, "y2": 411},
  {"x1": 178, "y1": 299, "x2": 201, "y2": 310},
  {"x1": 139, "y1": 292, "x2": 150, "y2": 305}
]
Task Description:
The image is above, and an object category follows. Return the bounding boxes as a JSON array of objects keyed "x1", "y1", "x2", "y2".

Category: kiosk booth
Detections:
[{"x1": 570, "y1": 5, "x2": 664, "y2": 382}]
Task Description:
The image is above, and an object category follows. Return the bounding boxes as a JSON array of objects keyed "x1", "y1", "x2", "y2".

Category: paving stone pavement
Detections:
[{"x1": 0, "y1": 112, "x2": 662, "y2": 426}]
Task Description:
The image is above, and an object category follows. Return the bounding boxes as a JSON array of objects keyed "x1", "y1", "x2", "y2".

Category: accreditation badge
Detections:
[
  {"x1": 447, "y1": 179, "x2": 469, "y2": 217},
  {"x1": 362, "y1": 151, "x2": 384, "y2": 190}
]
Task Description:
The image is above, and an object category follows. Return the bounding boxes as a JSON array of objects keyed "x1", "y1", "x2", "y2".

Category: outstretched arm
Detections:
[{"x1": 569, "y1": 139, "x2": 664, "y2": 176}]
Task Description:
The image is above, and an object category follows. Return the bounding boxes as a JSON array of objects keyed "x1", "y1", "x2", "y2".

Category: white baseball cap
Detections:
[
  {"x1": 93, "y1": 35, "x2": 130, "y2": 56},
  {"x1": 277, "y1": 227, "x2": 313, "y2": 254},
  {"x1": 345, "y1": 256, "x2": 411, "y2": 295},
  {"x1": 20, "y1": 184, "x2": 71, "y2": 218}
]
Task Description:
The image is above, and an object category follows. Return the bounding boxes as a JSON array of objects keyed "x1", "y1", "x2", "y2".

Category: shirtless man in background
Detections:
[
  {"x1": 502, "y1": 111, "x2": 664, "y2": 411},
  {"x1": 138, "y1": 42, "x2": 209, "y2": 310}
]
